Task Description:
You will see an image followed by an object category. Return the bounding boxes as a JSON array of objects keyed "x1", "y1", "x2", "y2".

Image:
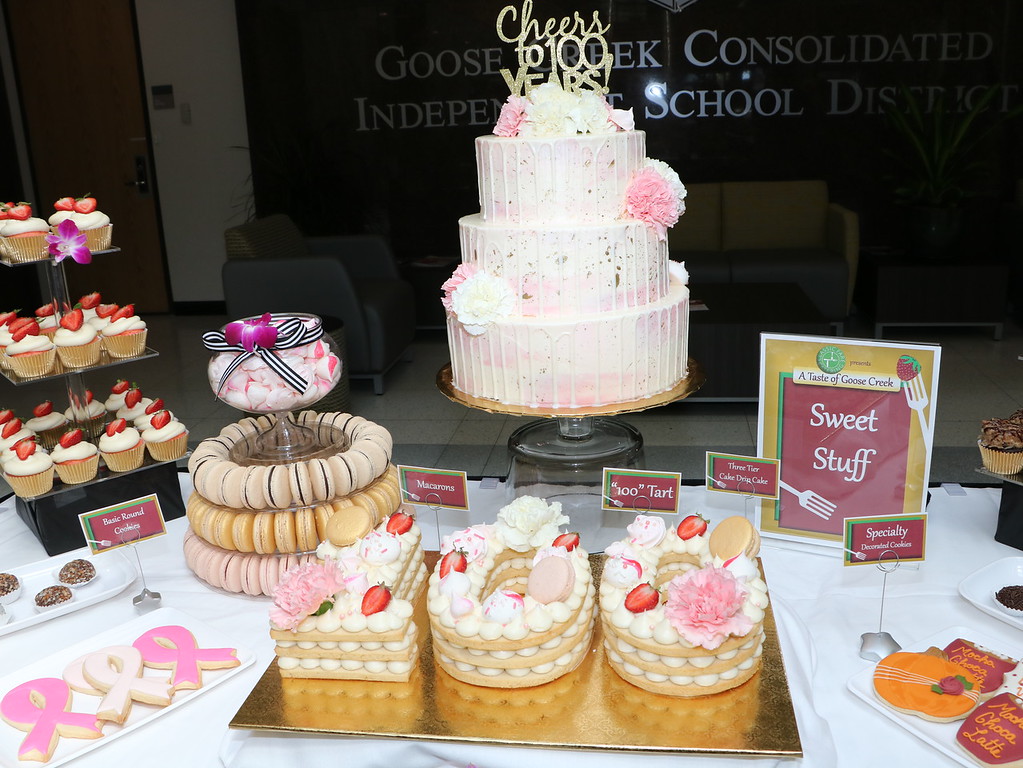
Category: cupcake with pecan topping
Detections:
[{"x1": 979, "y1": 418, "x2": 1023, "y2": 475}]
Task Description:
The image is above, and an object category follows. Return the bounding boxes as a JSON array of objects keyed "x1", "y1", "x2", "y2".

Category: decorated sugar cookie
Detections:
[
  {"x1": 0, "y1": 677, "x2": 103, "y2": 762},
  {"x1": 957, "y1": 692, "x2": 1023, "y2": 767},
  {"x1": 873, "y1": 651, "x2": 981, "y2": 722},
  {"x1": 64, "y1": 645, "x2": 174, "y2": 724},
  {"x1": 132, "y1": 625, "x2": 240, "y2": 691},
  {"x1": 943, "y1": 638, "x2": 1018, "y2": 698}
]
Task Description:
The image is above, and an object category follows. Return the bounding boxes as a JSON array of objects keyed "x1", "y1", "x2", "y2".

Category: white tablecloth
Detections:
[{"x1": 0, "y1": 476, "x2": 1017, "y2": 768}]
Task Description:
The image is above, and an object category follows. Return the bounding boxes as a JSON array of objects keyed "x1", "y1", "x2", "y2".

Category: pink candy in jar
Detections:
[{"x1": 206, "y1": 314, "x2": 342, "y2": 413}]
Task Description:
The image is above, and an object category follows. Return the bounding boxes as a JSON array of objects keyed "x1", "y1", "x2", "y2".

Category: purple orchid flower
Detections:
[
  {"x1": 225, "y1": 312, "x2": 278, "y2": 352},
  {"x1": 45, "y1": 218, "x2": 92, "y2": 264}
]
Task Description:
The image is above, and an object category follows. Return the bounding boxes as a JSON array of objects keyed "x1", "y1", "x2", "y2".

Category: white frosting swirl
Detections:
[
  {"x1": 98, "y1": 426, "x2": 142, "y2": 453},
  {"x1": 54, "y1": 325, "x2": 98, "y2": 347}
]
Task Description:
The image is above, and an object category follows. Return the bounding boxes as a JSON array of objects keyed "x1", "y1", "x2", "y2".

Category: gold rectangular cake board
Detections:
[{"x1": 230, "y1": 554, "x2": 802, "y2": 757}]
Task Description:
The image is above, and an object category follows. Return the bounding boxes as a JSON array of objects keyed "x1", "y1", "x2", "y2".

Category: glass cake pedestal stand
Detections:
[{"x1": 436, "y1": 359, "x2": 704, "y2": 517}]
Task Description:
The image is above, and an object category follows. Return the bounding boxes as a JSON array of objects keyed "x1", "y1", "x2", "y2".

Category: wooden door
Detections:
[{"x1": 4, "y1": 0, "x2": 171, "y2": 312}]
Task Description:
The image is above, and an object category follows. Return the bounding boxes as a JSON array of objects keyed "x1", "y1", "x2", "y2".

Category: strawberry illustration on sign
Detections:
[
  {"x1": 896, "y1": 355, "x2": 921, "y2": 381},
  {"x1": 361, "y1": 584, "x2": 392, "y2": 616}
]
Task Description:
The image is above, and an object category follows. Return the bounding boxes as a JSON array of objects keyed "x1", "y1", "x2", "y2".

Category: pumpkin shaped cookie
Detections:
[{"x1": 873, "y1": 651, "x2": 981, "y2": 722}]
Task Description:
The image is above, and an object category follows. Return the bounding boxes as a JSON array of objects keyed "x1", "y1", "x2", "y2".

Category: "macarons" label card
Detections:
[
  {"x1": 601, "y1": 468, "x2": 681, "y2": 514},
  {"x1": 842, "y1": 512, "x2": 927, "y2": 566},
  {"x1": 705, "y1": 452, "x2": 780, "y2": 498},
  {"x1": 79, "y1": 494, "x2": 167, "y2": 555},
  {"x1": 397, "y1": 465, "x2": 469, "y2": 511}
]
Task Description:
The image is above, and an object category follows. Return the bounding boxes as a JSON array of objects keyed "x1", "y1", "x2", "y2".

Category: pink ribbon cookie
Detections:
[
  {"x1": 0, "y1": 677, "x2": 102, "y2": 762},
  {"x1": 64, "y1": 645, "x2": 174, "y2": 724},
  {"x1": 132, "y1": 625, "x2": 240, "y2": 690}
]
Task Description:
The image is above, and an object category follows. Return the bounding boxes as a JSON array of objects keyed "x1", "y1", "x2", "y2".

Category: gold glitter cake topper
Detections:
[{"x1": 496, "y1": 0, "x2": 613, "y2": 96}]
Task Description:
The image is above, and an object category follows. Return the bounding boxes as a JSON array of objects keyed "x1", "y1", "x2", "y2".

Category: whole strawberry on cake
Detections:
[
  {"x1": 600, "y1": 514, "x2": 769, "y2": 697},
  {"x1": 426, "y1": 496, "x2": 596, "y2": 688}
]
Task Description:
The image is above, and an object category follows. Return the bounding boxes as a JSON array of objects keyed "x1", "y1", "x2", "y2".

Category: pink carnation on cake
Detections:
[
  {"x1": 441, "y1": 263, "x2": 477, "y2": 312},
  {"x1": 494, "y1": 95, "x2": 528, "y2": 137},
  {"x1": 270, "y1": 561, "x2": 343, "y2": 631},
  {"x1": 625, "y1": 166, "x2": 681, "y2": 240},
  {"x1": 664, "y1": 566, "x2": 752, "y2": 650}
]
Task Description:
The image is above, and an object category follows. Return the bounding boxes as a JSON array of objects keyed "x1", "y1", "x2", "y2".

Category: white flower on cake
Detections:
[
  {"x1": 449, "y1": 270, "x2": 514, "y2": 335},
  {"x1": 521, "y1": 82, "x2": 578, "y2": 136},
  {"x1": 496, "y1": 496, "x2": 570, "y2": 552},
  {"x1": 668, "y1": 259, "x2": 690, "y2": 285},
  {"x1": 646, "y1": 158, "x2": 687, "y2": 210},
  {"x1": 482, "y1": 589, "x2": 525, "y2": 624},
  {"x1": 627, "y1": 514, "x2": 666, "y2": 548},
  {"x1": 570, "y1": 89, "x2": 616, "y2": 135}
]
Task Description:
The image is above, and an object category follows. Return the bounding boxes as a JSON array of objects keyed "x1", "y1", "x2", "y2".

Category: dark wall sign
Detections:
[{"x1": 236, "y1": 0, "x2": 1022, "y2": 257}]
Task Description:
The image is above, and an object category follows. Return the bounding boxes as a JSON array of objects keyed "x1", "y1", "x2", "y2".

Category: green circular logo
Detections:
[{"x1": 816, "y1": 345, "x2": 846, "y2": 374}]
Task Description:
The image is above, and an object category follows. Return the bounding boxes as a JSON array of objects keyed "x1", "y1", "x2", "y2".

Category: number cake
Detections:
[
  {"x1": 426, "y1": 496, "x2": 596, "y2": 688},
  {"x1": 599, "y1": 514, "x2": 769, "y2": 697}
]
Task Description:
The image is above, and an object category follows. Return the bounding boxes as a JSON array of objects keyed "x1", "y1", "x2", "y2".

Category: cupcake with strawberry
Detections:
[
  {"x1": 3, "y1": 318, "x2": 56, "y2": 378},
  {"x1": 53, "y1": 307, "x2": 100, "y2": 368},
  {"x1": 0, "y1": 311, "x2": 19, "y2": 370},
  {"x1": 104, "y1": 379, "x2": 132, "y2": 413},
  {"x1": 64, "y1": 390, "x2": 106, "y2": 439},
  {"x1": 133, "y1": 397, "x2": 170, "y2": 431},
  {"x1": 98, "y1": 417, "x2": 144, "y2": 472},
  {"x1": 0, "y1": 202, "x2": 49, "y2": 263},
  {"x1": 24, "y1": 400, "x2": 68, "y2": 451},
  {"x1": 51, "y1": 428, "x2": 99, "y2": 485},
  {"x1": 0, "y1": 417, "x2": 34, "y2": 455},
  {"x1": 34, "y1": 302, "x2": 59, "y2": 337},
  {"x1": 87, "y1": 301, "x2": 119, "y2": 334},
  {"x1": 2, "y1": 438, "x2": 53, "y2": 497},
  {"x1": 100, "y1": 304, "x2": 146, "y2": 358},
  {"x1": 49, "y1": 195, "x2": 111, "y2": 252},
  {"x1": 141, "y1": 410, "x2": 187, "y2": 461},
  {"x1": 115, "y1": 385, "x2": 152, "y2": 422}
]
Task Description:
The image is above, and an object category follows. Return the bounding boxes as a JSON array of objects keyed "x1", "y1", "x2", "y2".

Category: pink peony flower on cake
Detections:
[
  {"x1": 270, "y1": 560, "x2": 344, "y2": 631},
  {"x1": 494, "y1": 95, "x2": 528, "y2": 137},
  {"x1": 664, "y1": 566, "x2": 752, "y2": 650},
  {"x1": 441, "y1": 263, "x2": 477, "y2": 312},
  {"x1": 625, "y1": 166, "x2": 683, "y2": 241}
]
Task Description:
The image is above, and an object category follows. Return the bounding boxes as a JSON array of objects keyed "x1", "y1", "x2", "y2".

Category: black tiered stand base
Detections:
[{"x1": 14, "y1": 462, "x2": 186, "y2": 556}]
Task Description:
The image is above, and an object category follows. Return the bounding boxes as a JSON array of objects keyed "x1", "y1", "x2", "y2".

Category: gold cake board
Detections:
[
  {"x1": 230, "y1": 554, "x2": 801, "y2": 757},
  {"x1": 436, "y1": 358, "x2": 706, "y2": 418}
]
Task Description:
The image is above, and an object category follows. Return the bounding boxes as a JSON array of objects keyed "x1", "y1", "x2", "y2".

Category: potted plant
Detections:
[{"x1": 883, "y1": 83, "x2": 1021, "y2": 258}]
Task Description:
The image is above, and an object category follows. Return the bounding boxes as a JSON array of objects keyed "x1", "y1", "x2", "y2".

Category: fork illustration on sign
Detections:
[
  {"x1": 779, "y1": 480, "x2": 836, "y2": 521},
  {"x1": 903, "y1": 375, "x2": 932, "y2": 443}
]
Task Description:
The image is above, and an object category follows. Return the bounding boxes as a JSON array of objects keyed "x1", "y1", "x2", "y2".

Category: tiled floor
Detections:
[{"x1": 1, "y1": 312, "x2": 1021, "y2": 493}]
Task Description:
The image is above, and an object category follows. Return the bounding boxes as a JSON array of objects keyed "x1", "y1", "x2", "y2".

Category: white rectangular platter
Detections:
[
  {"x1": 847, "y1": 624, "x2": 1021, "y2": 768},
  {"x1": 0, "y1": 552, "x2": 136, "y2": 637},
  {"x1": 958, "y1": 556, "x2": 1023, "y2": 631},
  {"x1": 0, "y1": 606, "x2": 254, "y2": 767}
]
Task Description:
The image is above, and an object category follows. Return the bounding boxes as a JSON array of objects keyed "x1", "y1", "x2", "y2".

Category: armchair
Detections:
[{"x1": 222, "y1": 215, "x2": 416, "y2": 394}]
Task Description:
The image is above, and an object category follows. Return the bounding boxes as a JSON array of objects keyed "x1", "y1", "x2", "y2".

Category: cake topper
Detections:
[{"x1": 496, "y1": 0, "x2": 613, "y2": 96}]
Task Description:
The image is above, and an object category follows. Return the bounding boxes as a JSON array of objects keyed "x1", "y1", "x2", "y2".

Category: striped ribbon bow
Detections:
[{"x1": 202, "y1": 313, "x2": 322, "y2": 395}]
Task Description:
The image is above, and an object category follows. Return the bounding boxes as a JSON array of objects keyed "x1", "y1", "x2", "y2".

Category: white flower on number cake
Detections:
[
  {"x1": 443, "y1": 265, "x2": 514, "y2": 336},
  {"x1": 496, "y1": 496, "x2": 570, "y2": 552}
]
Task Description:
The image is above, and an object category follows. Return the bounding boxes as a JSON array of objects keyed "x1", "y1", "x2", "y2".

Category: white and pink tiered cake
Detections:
[{"x1": 443, "y1": 82, "x2": 690, "y2": 410}]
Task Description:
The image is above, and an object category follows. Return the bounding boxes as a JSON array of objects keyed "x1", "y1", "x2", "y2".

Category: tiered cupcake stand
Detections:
[
  {"x1": 436, "y1": 359, "x2": 704, "y2": 514},
  {"x1": 0, "y1": 249, "x2": 184, "y2": 555}
]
